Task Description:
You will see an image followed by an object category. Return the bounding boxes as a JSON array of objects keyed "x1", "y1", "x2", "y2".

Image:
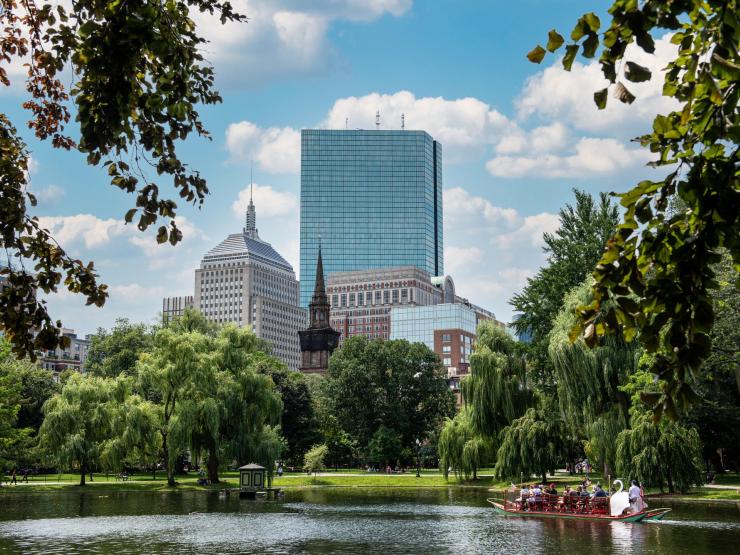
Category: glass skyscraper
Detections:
[{"x1": 300, "y1": 129, "x2": 443, "y2": 307}]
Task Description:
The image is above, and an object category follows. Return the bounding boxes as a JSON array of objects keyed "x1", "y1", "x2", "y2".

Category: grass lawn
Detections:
[{"x1": 3, "y1": 469, "x2": 737, "y2": 501}]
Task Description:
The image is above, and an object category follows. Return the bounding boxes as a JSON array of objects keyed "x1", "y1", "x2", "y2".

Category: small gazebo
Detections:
[{"x1": 238, "y1": 463, "x2": 265, "y2": 491}]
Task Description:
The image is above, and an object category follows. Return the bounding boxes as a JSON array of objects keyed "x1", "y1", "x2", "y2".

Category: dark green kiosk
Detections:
[{"x1": 236, "y1": 463, "x2": 281, "y2": 499}]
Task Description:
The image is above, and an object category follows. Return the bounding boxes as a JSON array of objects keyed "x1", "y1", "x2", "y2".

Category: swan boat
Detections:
[{"x1": 487, "y1": 480, "x2": 671, "y2": 523}]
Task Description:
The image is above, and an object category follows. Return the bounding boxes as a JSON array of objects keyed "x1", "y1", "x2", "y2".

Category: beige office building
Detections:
[{"x1": 193, "y1": 191, "x2": 306, "y2": 370}]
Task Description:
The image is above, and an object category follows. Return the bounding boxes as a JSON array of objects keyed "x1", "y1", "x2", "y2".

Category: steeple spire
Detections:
[
  {"x1": 244, "y1": 165, "x2": 258, "y2": 238},
  {"x1": 312, "y1": 244, "x2": 327, "y2": 302}
]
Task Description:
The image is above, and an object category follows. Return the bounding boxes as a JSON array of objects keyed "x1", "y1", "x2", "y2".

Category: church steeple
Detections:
[
  {"x1": 308, "y1": 245, "x2": 330, "y2": 329},
  {"x1": 298, "y1": 244, "x2": 341, "y2": 374},
  {"x1": 312, "y1": 244, "x2": 327, "y2": 303}
]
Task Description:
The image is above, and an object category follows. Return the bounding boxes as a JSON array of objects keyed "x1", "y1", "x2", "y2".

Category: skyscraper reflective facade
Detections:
[{"x1": 300, "y1": 129, "x2": 443, "y2": 307}]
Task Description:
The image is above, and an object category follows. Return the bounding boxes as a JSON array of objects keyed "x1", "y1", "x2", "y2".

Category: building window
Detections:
[
  {"x1": 349, "y1": 293, "x2": 355, "y2": 306},
  {"x1": 442, "y1": 333, "x2": 451, "y2": 342},
  {"x1": 443, "y1": 358, "x2": 452, "y2": 366},
  {"x1": 442, "y1": 345, "x2": 451, "y2": 353},
  {"x1": 383, "y1": 290, "x2": 389, "y2": 304},
  {"x1": 357, "y1": 292, "x2": 364, "y2": 306},
  {"x1": 392, "y1": 290, "x2": 399, "y2": 304},
  {"x1": 341, "y1": 294, "x2": 347, "y2": 307}
]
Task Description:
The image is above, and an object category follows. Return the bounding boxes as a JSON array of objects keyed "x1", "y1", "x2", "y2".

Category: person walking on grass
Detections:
[{"x1": 11, "y1": 469, "x2": 17, "y2": 485}]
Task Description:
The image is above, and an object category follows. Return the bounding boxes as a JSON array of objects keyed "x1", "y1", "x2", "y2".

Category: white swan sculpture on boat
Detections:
[{"x1": 610, "y1": 479, "x2": 630, "y2": 516}]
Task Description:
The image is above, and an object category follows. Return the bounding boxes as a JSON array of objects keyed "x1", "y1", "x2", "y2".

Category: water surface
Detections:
[{"x1": 0, "y1": 488, "x2": 737, "y2": 554}]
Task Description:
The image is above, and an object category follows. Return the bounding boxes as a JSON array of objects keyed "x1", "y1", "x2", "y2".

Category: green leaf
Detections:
[
  {"x1": 594, "y1": 88, "x2": 608, "y2": 109},
  {"x1": 562, "y1": 44, "x2": 579, "y2": 71},
  {"x1": 124, "y1": 209, "x2": 137, "y2": 224},
  {"x1": 156, "y1": 226, "x2": 167, "y2": 244},
  {"x1": 624, "y1": 61, "x2": 652, "y2": 82},
  {"x1": 582, "y1": 33, "x2": 599, "y2": 58},
  {"x1": 546, "y1": 30, "x2": 564, "y2": 52},
  {"x1": 583, "y1": 12, "x2": 600, "y2": 32},
  {"x1": 527, "y1": 45, "x2": 546, "y2": 64}
]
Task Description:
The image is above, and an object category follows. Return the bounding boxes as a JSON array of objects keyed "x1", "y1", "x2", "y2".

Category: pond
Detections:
[{"x1": 0, "y1": 488, "x2": 737, "y2": 554}]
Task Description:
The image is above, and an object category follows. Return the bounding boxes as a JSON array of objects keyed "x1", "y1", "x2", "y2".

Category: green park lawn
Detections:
[{"x1": 2, "y1": 469, "x2": 737, "y2": 501}]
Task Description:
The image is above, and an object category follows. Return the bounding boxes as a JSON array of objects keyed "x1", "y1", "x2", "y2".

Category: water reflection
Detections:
[{"x1": 0, "y1": 489, "x2": 736, "y2": 554}]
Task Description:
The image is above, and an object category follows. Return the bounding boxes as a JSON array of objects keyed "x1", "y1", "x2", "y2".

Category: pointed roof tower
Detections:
[
  {"x1": 312, "y1": 244, "x2": 327, "y2": 303},
  {"x1": 244, "y1": 167, "x2": 258, "y2": 239}
]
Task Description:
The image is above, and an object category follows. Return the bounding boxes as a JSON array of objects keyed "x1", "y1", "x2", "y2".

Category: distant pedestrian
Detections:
[
  {"x1": 11, "y1": 469, "x2": 17, "y2": 485},
  {"x1": 277, "y1": 465, "x2": 283, "y2": 478}
]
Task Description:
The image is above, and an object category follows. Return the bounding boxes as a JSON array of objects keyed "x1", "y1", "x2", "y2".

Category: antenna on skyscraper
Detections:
[
  {"x1": 250, "y1": 160, "x2": 253, "y2": 201},
  {"x1": 345, "y1": 117, "x2": 348, "y2": 130},
  {"x1": 376, "y1": 110, "x2": 380, "y2": 130},
  {"x1": 401, "y1": 113, "x2": 405, "y2": 130}
]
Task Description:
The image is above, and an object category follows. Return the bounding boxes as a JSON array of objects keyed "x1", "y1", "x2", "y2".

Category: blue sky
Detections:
[{"x1": 4, "y1": 0, "x2": 678, "y2": 334}]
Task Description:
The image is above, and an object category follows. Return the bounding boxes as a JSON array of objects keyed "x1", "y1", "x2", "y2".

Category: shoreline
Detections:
[{"x1": 2, "y1": 481, "x2": 737, "y2": 505}]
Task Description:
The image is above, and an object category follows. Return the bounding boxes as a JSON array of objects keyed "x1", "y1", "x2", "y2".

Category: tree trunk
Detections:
[
  {"x1": 603, "y1": 462, "x2": 612, "y2": 482},
  {"x1": 163, "y1": 433, "x2": 175, "y2": 487},
  {"x1": 541, "y1": 471, "x2": 547, "y2": 485},
  {"x1": 152, "y1": 466, "x2": 156, "y2": 481},
  {"x1": 667, "y1": 468, "x2": 675, "y2": 494},
  {"x1": 207, "y1": 451, "x2": 219, "y2": 484},
  {"x1": 80, "y1": 461, "x2": 86, "y2": 487}
]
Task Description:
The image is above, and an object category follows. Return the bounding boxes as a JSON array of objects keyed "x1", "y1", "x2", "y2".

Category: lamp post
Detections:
[{"x1": 415, "y1": 438, "x2": 422, "y2": 478}]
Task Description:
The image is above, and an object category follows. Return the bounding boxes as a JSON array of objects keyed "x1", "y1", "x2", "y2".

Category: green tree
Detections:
[
  {"x1": 438, "y1": 407, "x2": 491, "y2": 480},
  {"x1": 494, "y1": 402, "x2": 565, "y2": 484},
  {"x1": 0, "y1": 354, "x2": 23, "y2": 472},
  {"x1": 532, "y1": 1, "x2": 740, "y2": 416},
  {"x1": 100, "y1": 379, "x2": 161, "y2": 475},
  {"x1": 326, "y1": 336, "x2": 455, "y2": 456},
  {"x1": 509, "y1": 189, "x2": 619, "y2": 382},
  {"x1": 687, "y1": 253, "x2": 740, "y2": 471},
  {"x1": 255, "y1": 359, "x2": 321, "y2": 467},
  {"x1": 462, "y1": 323, "x2": 534, "y2": 442},
  {"x1": 39, "y1": 374, "x2": 116, "y2": 485},
  {"x1": 0, "y1": 0, "x2": 245, "y2": 358},
  {"x1": 616, "y1": 371, "x2": 703, "y2": 493},
  {"x1": 367, "y1": 426, "x2": 402, "y2": 467},
  {"x1": 303, "y1": 444, "x2": 328, "y2": 480},
  {"x1": 86, "y1": 319, "x2": 154, "y2": 378},
  {"x1": 549, "y1": 280, "x2": 640, "y2": 476},
  {"x1": 137, "y1": 327, "x2": 212, "y2": 486}
]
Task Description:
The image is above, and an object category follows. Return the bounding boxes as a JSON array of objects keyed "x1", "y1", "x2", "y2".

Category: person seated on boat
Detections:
[
  {"x1": 546, "y1": 483, "x2": 558, "y2": 495},
  {"x1": 628, "y1": 480, "x2": 646, "y2": 512},
  {"x1": 516, "y1": 485, "x2": 530, "y2": 509},
  {"x1": 591, "y1": 484, "x2": 608, "y2": 498}
]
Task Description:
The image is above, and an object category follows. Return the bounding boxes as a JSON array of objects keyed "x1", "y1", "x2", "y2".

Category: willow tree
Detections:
[
  {"x1": 616, "y1": 371, "x2": 703, "y2": 493},
  {"x1": 137, "y1": 327, "x2": 212, "y2": 486},
  {"x1": 494, "y1": 402, "x2": 565, "y2": 484},
  {"x1": 39, "y1": 374, "x2": 115, "y2": 485},
  {"x1": 438, "y1": 407, "x2": 491, "y2": 481},
  {"x1": 462, "y1": 323, "x2": 534, "y2": 441},
  {"x1": 214, "y1": 326, "x2": 283, "y2": 483},
  {"x1": 100, "y1": 379, "x2": 161, "y2": 476},
  {"x1": 549, "y1": 281, "x2": 640, "y2": 476}
]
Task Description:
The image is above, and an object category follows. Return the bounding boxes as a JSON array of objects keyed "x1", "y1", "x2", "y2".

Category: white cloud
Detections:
[
  {"x1": 195, "y1": 1, "x2": 412, "y2": 86},
  {"x1": 225, "y1": 121, "x2": 301, "y2": 174},
  {"x1": 323, "y1": 91, "x2": 514, "y2": 161},
  {"x1": 444, "y1": 187, "x2": 518, "y2": 229},
  {"x1": 517, "y1": 34, "x2": 680, "y2": 134},
  {"x1": 486, "y1": 137, "x2": 651, "y2": 178},
  {"x1": 37, "y1": 214, "x2": 128, "y2": 249},
  {"x1": 33, "y1": 184, "x2": 65, "y2": 204},
  {"x1": 441, "y1": 187, "x2": 560, "y2": 319},
  {"x1": 108, "y1": 283, "x2": 165, "y2": 303},
  {"x1": 231, "y1": 183, "x2": 299, "y2": 220},
  {"x1": 492, "y1": 212, "x2": 560, "y2": 250},
  {"x1": 128, "y1": 217, "x2": 206, "y2": 258},
  {"x1": 445, "y1": 246, "x2": 484, "y2": 274}
]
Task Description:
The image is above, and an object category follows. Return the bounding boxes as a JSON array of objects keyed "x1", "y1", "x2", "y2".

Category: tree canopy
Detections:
[
  {"x1": 326, "y1": 336, "x2": 456, "y2": 459},
  {"x1": 0, "y1": 0, "x2": 244, "y2": 358},
  {"x1": 531, "y1": 0, "x2": 740, "y2": 417}
]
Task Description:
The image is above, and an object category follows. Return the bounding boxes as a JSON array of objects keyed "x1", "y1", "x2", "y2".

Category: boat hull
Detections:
[
  {"x1": 643, "y1": 508, "x2": 671, "y2": 521},
  {"x1": 487, "y1": 499, "x2": 648, "y2": 523}
]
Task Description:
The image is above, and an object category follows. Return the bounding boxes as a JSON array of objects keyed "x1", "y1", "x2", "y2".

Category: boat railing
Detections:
[{"x1": 503, "y1": 490, "x2": 611, "y2": 515}]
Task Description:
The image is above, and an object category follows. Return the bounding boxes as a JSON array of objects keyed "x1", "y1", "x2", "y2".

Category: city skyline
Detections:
[{"x1": 10, "y1": 1, "x2": 678, "y2": 335}]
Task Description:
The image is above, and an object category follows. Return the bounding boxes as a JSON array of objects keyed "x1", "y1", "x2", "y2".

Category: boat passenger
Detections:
[
  {"x1": 546, "y1": 483, "x2": 558, "y2": 495},
  {"x1": 628, "y1": 480, "x2": 646, "y2": 512},
  {"x1": 592, "y1": 484, "x2": 608, "y2": 498}
]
